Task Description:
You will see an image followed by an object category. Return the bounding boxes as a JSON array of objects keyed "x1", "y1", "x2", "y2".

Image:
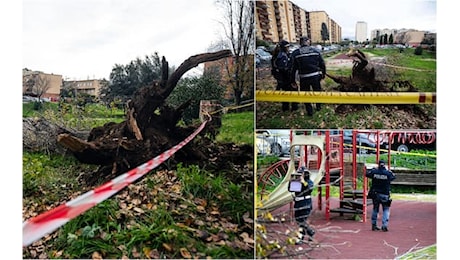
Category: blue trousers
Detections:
[{"x1": 371, "y1": 194, "x2": 391, "y2": 228}]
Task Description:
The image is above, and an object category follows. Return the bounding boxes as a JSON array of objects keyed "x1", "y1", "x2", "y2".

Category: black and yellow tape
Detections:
[{"x1": 256, "y1": 90, "x2": 436, "y2": 104}]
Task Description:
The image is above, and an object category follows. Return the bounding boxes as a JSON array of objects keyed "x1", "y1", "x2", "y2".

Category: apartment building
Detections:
[
  {"x1": 255, "y1": 0, "x2": 342, "y2": 44},
  {"x1": 256, "y1": 0, "x2": 296, "y2": 43},
  {"x1": 355, "y1": 21, "x2": 368, "y2": 42},
  {"x1": 64, "y1": 79, "x2": 103, "y2": 98},
  {"x1": 22, "y1": 69, "x2": 62, "y2": 100},
  {"x1": 371, "y1": 28, "x2": 433, "y2": 47},
  {"x1": 371, "y1": 28, "x2": 399, "y2": 42}
]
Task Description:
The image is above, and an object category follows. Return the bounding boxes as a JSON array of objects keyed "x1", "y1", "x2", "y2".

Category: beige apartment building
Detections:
[
  {"x1": 23, "y1": 69, "x2": 104, "y2": 101},
  {"x1": 256, "y1": 0, "x2": 297, "y2": 43},
  {"x1": 256, "y1": 0, "x2": 342, "y2": 44},
  {"x1": 22, "y1": 69, "x2": 62, "y2": 100},
  {"x1": 64, "y1": 79, "x2": 103, "y2": 98}
]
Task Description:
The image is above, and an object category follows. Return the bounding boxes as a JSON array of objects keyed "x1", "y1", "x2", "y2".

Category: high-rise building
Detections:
[
  {"x1": 355, "y1": 21, "x2": 367, "y2": 42},
  {"x1": 255, "y1": 0, "x2": 342, "y2": 44},
  {"x1": 255, "y1": 0, "x2": 297, "y2": 43},
  {"x1": 309, "y1": 11, "x2": 338, "y2": 44}
]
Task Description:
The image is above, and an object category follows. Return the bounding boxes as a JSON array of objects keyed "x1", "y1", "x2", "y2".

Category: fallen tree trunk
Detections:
[
  {"x1": 23, "y1": 117, "x2": 89, "y2": 155},
  {"x1": 57, "y1": 50, "x2": 233, "y2": 182}
]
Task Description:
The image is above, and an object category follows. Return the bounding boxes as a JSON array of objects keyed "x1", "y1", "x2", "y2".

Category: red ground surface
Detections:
[{"x1": 260, "y1": 197, "x2": 436, "y2": 259}]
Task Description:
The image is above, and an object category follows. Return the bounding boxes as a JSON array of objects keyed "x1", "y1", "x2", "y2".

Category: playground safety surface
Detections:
[{"x1": 261, "y1": 197, "x2": 436, "y2": 259}]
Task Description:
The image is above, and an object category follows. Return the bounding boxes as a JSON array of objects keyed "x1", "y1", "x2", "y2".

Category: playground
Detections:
[{"x1": 256, "y1": 130, "x2": 436, "y2": 259}]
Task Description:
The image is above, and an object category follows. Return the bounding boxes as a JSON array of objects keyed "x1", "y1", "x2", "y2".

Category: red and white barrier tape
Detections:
[{"x1": 23, "y1": 119, "x2": 208, "y2": 247}]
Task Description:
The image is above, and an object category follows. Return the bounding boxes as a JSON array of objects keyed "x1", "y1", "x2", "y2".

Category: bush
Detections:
[{"x1": 414, "y1": 46, "x2": 423, "y2": 55}]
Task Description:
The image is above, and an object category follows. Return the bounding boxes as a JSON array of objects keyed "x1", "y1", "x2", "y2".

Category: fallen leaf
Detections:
[
  {"x1": 162, "y1": 243, "x2": 173, "y2": 252},
  {"x1": 196, "y1": 205, "x2": 206, "y2": 213},
  {"x1": 240, "y1": 232, "x2": 254, "y2": 244},
  {"x1": 143, "y1": 247, "x2": 152, "y2": 259},
  {"x1": 180, "y1": 247, "x2": 192, "y2": 259},
  {"x1": 133, "y1": 207, "x2": 144, "y2": 214},
  {"x1": 92, "y1": 251, "x2": 102, "y2": 260},
  {"x1": 194, "y1": 219, "x2": 205, "y2": 226},
  {"x1": 243, "y1": 212, "x2": 253, "y2": 223},
  {"x1": 210, "y1": 210, "x2": 220, "y2": 215},
  {"x1": 148, "y1": 249, "x2": 160, "y2": 259}
]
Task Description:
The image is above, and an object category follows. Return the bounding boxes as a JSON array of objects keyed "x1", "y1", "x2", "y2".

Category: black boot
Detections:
[
  {"x1": 382, "y1": 226, "x2": 388, "y2": 232},
  {"x1": 306, "y1": 227, "x2": 315, "y2": 241},
  {"x1": 305, "y1": 104, "x2": 313, "y2": 116},
  {"x1": 372, "y1": 225, "x2": 381, "y2": 231}
]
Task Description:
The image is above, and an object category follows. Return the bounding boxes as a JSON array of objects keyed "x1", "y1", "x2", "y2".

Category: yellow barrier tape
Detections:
[
  {"x1": 209, "y1": 101, "x2": 254, "y2": 115},
  {"x1": 256, "y1": 91, "x2": 436, "y2": 104}
]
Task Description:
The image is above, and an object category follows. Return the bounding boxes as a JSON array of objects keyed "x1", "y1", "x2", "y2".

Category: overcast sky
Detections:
[
  {"x1": 291, "y1": 0, "x2": 436, "y2": 40},
  {"x1": 23, "y1": 0, "x2": 225, "y2": 80}
]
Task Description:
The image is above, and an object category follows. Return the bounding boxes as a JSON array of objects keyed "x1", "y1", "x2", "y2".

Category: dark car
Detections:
[
  {"x1": 343, "y1": 130, "x2": 385, "y2": 154},
  {"x1": 255, "y1": 47, "x2": 272, "y2": 68}
]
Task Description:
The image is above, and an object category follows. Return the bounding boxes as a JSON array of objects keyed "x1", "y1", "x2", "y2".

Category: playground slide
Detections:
[{"x1": 258, "y1": 135, "x2": 326, "y2": 212}]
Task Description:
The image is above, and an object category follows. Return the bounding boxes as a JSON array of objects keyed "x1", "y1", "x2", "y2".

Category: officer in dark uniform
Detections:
[
  {"x1": 271, "y1": 40, "x2": 298, "y2": 112},
  {"x1": 366, "y1": 160, "x2": 396, "y2": 232},
  {"x1": 290, "y1": 36, "x2": 326, "y2": 116},
  {"x1": 292, "y1": 167, "x2": 315, "y2": 244}
]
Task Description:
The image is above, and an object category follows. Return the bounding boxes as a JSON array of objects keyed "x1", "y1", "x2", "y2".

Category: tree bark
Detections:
[{"x1": 57, "y1": 50, "x2": 233, "y2": 181}]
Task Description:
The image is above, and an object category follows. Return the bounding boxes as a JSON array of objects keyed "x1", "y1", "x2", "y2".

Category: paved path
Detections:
[{"x1": 260, "y1": 197, "x2": 436, "y2": 259}]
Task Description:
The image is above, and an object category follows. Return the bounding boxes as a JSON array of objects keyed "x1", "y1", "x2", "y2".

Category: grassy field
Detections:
[{"x1": 22, "y1": 103, "x2": 255, "y2": 259}]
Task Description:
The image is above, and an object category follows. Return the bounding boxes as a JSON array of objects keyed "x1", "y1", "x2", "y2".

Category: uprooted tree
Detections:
[
  {"x1": 327, "y1": 48, "x2": 418, "y2": 93},
  {"x1": 52, "y1": 50, "x2": 251, "y2": 184},
  {"x1": 325, "y1": 48, "x2": 426, "y2": 115}
]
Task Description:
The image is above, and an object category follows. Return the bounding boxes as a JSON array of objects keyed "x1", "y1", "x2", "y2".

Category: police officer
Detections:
[
  {"x1": 290, "y1": 36, "x2": 326, "y2": 116},
  {"x1": 271, "y1": 40, "x2": 298, "y2": 112},
  {"x1": 366, "y1": 160, "x2": 396, "y2": 232},
  {"x1": 292, "y1": 167, "x2": 315, "y2": 244}
]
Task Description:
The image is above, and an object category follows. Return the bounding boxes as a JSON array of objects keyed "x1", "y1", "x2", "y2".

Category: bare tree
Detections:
[
  {"x1": 32, "y1": 74, "x2": 51, "y2": 101},
  {"x1": 217, "y1": 0, "x2": 254, "y2": 105}
]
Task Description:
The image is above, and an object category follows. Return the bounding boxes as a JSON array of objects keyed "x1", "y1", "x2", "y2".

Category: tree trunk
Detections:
[{"x1": 57, "y1": 50, "x2": 233, "y2": 182}]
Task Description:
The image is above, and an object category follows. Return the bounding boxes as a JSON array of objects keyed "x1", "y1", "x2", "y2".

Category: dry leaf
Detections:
[
  {"x1": 133, "y1": 207, "x2": 144, "y2": 213},
  {"x1": 131, "y1": 247, "x2": 141, "y2": 258},
  {"x1": 194, "y1": 219, "x2": 205, "y2": 226},
  {"x1": 148, "y1": 249, "x2": 160, "y2": 259},
  {"x1": 92, "y1": 251, "x2": 102, "y2": 260},
  {"x1": 180, "y1": 247, "x2": 192, "y2": 259},
  {"x1": 196, "y1": 205, "x2": 206, "y2": 213},
  {"x1": 143, "y1": 247, "x2": 152, "y2": 259},
  {"x1": 239, "y1": 232, "x2": 254, "y2": 244},
  {"x1": 210, "y1": 210, "x2": 220, "y2": 215},
  {"x1": 243, "y1": 212, "x2": 253, "y2": 223},
  {"x1": 162, "y1": 243, "x2": 173, "y2": 252}
]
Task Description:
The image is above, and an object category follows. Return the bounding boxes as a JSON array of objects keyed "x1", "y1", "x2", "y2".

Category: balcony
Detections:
[{"x1": 256, "y1": 1, "x2": 268, "y2": 8}]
